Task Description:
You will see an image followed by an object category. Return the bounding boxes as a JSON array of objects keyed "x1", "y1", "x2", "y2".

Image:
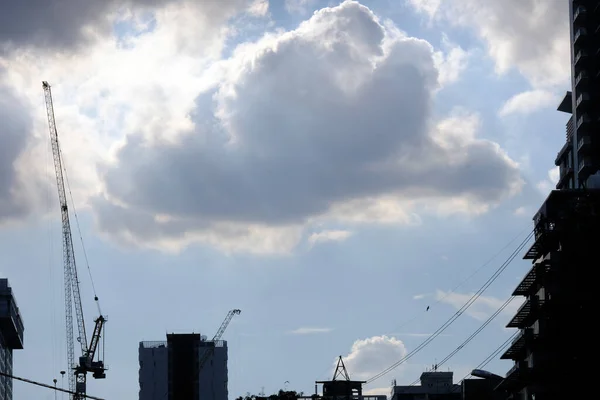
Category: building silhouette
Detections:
[
  {"x1": 499, "y1": 2, "x2": 600, "y2": 399},
  {"x1": 390, "y1": 371, "x2": 460, "y2": 400},
  {"x1": 0, "y1": 279, "x2": 24, "y2": 400},
  {"x1": 139, "y1": 333, "x2": 228, "y2": 400},
  {"x1": 555, "y1": 1, "x2": 600, "y2": 189}
]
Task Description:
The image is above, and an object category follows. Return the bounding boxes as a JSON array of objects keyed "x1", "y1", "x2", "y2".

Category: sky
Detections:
[{"x1": 0, "y1": 0, "x2": 571, "y2": 399}]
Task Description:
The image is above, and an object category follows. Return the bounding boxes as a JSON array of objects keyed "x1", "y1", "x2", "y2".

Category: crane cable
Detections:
[
  {"x1": 0, "y1": 371, "x2": 104, "y2": 400},
  {"x1": 407, "y1": 295, "x2": 516, "y2": 386},
  {"x1": 365, "y1": 230, "x2": 534, "y2": 385},
  {"x1": 60, "y1": 146, "x2": 101, "y2": 314}
]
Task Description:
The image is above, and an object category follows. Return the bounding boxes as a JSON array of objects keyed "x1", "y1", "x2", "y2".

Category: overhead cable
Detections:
[
  {"x1": 449, "y1": 331, "x2": 519, "y2": 393},
  {"x1": 0, "y1": 370, "x2": 104, "y2": 400},
  {"x1": 365, "y1": 230, "x2": 533, "y2": 384},
  {"x1": 408, "y1": 296, "x2": 516, "y2": 386}
]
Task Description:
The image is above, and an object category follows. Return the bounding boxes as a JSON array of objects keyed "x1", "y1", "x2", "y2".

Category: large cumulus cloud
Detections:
[
  {"x1": 0, "y1": 0, "x2": 255, "y2": 51},
  {"x1": 91, "y1": 1, "x2": 522, "y2": 253}
]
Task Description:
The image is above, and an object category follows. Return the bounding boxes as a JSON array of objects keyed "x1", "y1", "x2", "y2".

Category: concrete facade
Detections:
[
  {"x1": 198, "y1": 341, "x2": 228, "y2": 400},
  {"x1": 139, "y1": 341, "x2": 168, "y2": 400}
]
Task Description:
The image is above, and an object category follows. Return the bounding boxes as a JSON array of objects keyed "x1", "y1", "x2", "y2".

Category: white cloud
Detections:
[
  {"x1": 308, "y1": 230, "x2": 353, "y2": 246},
  {"x1": 433, "y1": 37, "x2": 470, "y2": 87},
  {"x1": 363, "y1": 387, "x2": 390, "y2": 397},
  {"x1": 248, "y1": 0, "x2": 269, "y2": 16},
  {"x1": 412, "y1": 293, "x2": 429, "y2": 300},
  {"x1": 409, "y1": 0, "x2": 570, "y2": 88},
  {"x1": 341, "y1": 335, "x2": 408, "y2": 381},
  {"x1": 407, "y1": 0, "x2": 441, "y2": 18},
  {"x1": 435, "y1": 290, "x2": 520, "y2": 321},
  {"x1": 536, "y1": 166, "x2": 560, "y2": 194},
  {"x1": 287, "y1": 327, "x2": 333, "y2": 335},
  {"x1": 498, "y1": 90, "x2": 558, "y2": 117},
  {"x1": 513, "y1": 206, "x2": 528, "y2": 217}
]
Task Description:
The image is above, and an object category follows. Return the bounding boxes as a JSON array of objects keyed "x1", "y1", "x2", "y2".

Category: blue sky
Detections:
[{"x1": 0, "y1": 0, "x2": 570, "y2": 398}]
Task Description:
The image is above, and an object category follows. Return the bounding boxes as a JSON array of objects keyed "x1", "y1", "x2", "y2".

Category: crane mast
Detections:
[
  {"x1": 43, "y1": 81, "x2": 106, "y2": 400},
  {"x1": 198, "y1": 309, "x2": 241, "y2": 372}
]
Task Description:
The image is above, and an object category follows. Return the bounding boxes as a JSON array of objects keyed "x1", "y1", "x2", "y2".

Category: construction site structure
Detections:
[
  {"x1": 315, "y1": 357, "x2": 366, "y2": 400},
  {"x1": 139, "y1": 309, "x2": 240, "y2": 400},
  {"x1": 42, "y1": 81, "x2": 107, "y2": 400}
]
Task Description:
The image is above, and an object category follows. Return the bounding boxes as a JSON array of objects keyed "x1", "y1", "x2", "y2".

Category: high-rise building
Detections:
[
  {"x1": 555, "y1": 1, "x2": 600, "y2": 189},
  {"x1": 499, "y1": 2, "x2": 600, "y2": 399},
  {"x1": 0, "y1": 279, "x2": 24, "y2": 400},
  {"x1": 139, "y1": 333, "x2": 228, "y2": 400}
]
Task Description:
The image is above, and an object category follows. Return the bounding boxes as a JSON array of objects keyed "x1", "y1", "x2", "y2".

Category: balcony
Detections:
[
  {"x1": 501, "y1": 329, "x2": 535, "y2": 360},
  {"x1": 574, "y1": 6, "x2": 587, "y2": 23},
  {"x1": 513, "y1": 261, "x2": 550, "y2": 296},
  {"x1": 577, "y1": 135, "x2": 592, "y2": 153},
  {"x1": 577, "y1": 113, "x2": 590, "y2": 129},
  {"x1": 578, "y1": 155, "x2": 593, "y2": 175},
  {"x1": 574, "y1": 50, "x2": 588, "y2": 67},
  {"x1": 576, "y1": 92, "x2": 590, "y2": 109},
  {"x1": 574, "y1": 28, "x2": 587, "y2": 44},
  {"x1": 523, "y1": 218, "x2": 558, "y2": 260},
  {"x1": 575, "y1": 71, "x2": 589, "y2": 88},
  {"x1": 506, "y1": 297, "x2": 545, "y2": 329},
  {"x1": 555, "y1": 168, "x2": 573, "y2": 189},
  {"x1": 495, "y1": 361, "x2": 529, "y2": 392}
]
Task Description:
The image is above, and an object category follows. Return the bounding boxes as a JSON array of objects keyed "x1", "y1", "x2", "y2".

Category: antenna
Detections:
[{"x1": 332, "y1": 356, "x2": 351, "y2": 381}]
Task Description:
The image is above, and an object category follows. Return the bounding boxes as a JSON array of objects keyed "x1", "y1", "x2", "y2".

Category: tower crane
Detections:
[
  {"x1": 198, "y1": 309, "x2": 241, "y2": 371},
  {"x1": 42, "y1": 81, "x2": 107, "y2": 400}
]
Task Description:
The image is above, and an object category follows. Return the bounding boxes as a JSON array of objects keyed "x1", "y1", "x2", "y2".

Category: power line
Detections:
[
  {"x1": 408, "y1": 296, "x2": 516, "y2": 386},
  {"x1": 449, "y1": 332, "x2": 519, "y2": 393},
  {"x1": 365, "y1": 230, "x2": 533, "y2": 385},
  {"x1": 385, "y1": 225, "x2": 530, "y2": 335},
  {"x1": 0, "y1": 371, "x2": 104, "y2": 400}
]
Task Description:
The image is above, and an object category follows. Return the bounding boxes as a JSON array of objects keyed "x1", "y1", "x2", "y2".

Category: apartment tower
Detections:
[
  {"x1": 139, "y1": 333, "x2": 228, "y2": 400},
  {"x1": 499, "y1": 2, "x2": 600, "y2": 400}
]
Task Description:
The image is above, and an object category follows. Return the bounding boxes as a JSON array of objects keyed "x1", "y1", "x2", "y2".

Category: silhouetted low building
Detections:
[
  {"x1": 461, "y1": 378, "x2": 504, "y2": 400},
  {"x1": 391, "y1": 371, "x2": 461, "y2": 400}
]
